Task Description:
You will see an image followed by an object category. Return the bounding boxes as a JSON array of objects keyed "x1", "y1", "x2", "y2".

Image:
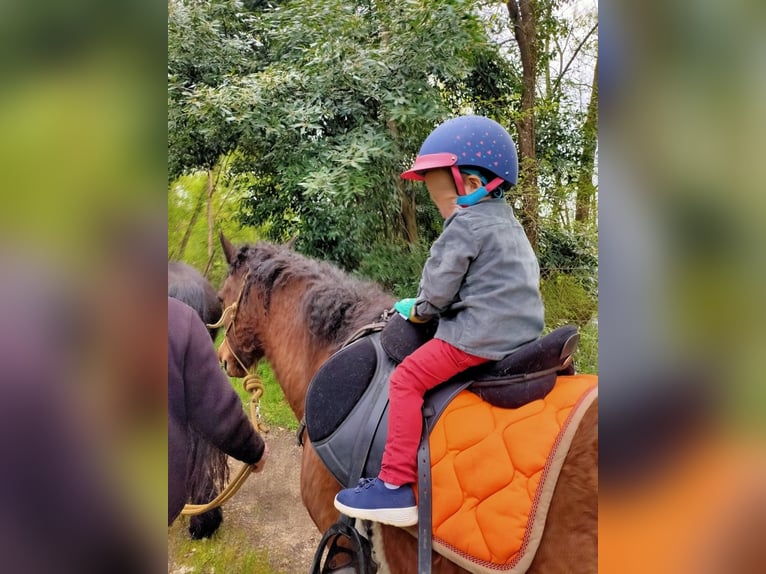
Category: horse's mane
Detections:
[{"x1": 232, "y1": 242, "x2": 394, "y2": 347}]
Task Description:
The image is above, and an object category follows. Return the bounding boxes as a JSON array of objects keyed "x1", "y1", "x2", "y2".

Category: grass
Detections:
[
  {"x1": 540, "y1": 273, "x2": 598, "y2": 328},
  {"x1": 540, "y1": 270, "x2": 599, "y2": 375},
  {"x1": 168, "y1": 521, "x2": 284, "y2": 574}
]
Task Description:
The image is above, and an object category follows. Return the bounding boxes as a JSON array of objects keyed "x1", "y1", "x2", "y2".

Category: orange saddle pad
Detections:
[{"x1": 422, "y1": 374, "x2": 598, "y2": 574}]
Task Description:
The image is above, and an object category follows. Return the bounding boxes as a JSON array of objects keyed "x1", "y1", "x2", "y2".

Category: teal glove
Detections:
[{"x1": 394, "y1": 298, "x2": 417, "y2": 320}]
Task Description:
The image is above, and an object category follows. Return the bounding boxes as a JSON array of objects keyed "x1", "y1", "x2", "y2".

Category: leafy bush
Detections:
[
  {"x1": 538, "y1": 227, "x2": 597, "y2": 286},
  {"x1": 541, "y1": 272, "x2": 598, "y2": 328},
  {"x1": 572, "y1": 319, "x2": 598, "y2": 374},
  {"x1": 541, "y1": 272, "x2": 598, "y2": 374},
  {"x1": 356, "y1": 240, "x2": 430, "y2": 298}
]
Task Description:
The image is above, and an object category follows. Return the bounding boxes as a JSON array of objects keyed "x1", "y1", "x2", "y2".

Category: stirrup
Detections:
[{"x1": 310, "y1": 516, "x2": 377, "y2": 574}]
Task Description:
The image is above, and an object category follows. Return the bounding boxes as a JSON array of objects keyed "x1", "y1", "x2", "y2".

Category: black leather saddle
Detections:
[{"x1": 305, "y1": 314, "x2": 579, "y2": 488}]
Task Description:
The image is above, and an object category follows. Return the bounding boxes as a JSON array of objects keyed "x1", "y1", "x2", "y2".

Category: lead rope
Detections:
[{"x1": 181, "y1": 273, "x2": 267, "y2": 516}]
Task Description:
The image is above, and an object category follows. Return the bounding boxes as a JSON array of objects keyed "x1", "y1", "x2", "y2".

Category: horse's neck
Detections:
[
  {"x1": 265, "y1": 335, "x2": 331, "y2": 421},
  {"x1": 261, "y1": 292, "x2": 333, "y2": 421},
  {"x1": 262, "y1": 287, "x2": 391, "y2": 422}
]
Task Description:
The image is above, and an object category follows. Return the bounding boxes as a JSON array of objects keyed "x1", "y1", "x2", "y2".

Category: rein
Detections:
[
  {"x1": 339, "y1": 306, "x2": 395, "y2": 349},
  {"x1": 181, "y1": 271, "x2": 268, "y2": 517}
]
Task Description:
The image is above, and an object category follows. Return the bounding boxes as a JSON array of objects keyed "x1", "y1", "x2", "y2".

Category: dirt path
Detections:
[{"x1": 169, "y1": 426, "x2": 322, "y2": 573}]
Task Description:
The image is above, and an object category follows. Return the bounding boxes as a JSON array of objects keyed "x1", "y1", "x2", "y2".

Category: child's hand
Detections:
[{"x1": 394, "y1": 298, "x2": 417, "y2": 320}]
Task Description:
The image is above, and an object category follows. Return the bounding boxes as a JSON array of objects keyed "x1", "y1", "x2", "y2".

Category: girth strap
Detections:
[
  {"x1": 417, "y1": 432, "x2": 433, "y2": 574},
  {"x1": 417, "y1": 379, "x2": 475, "y2": 574}
]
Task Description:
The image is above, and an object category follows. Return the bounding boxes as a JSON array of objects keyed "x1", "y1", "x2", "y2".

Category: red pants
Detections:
[{"x1": 378, "y1": 338, "x2": 489, "y2": 486}]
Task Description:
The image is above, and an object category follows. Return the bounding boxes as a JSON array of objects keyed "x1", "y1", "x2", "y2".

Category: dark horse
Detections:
[
  {"x1": 168, "y1": 261, "x2": 229, "y2": 539},
  {"x1": 168, "y1": 261, "x2": 222, "y2": 341},
  {"x1": 216, "y1": 237, "x2": 598, "y2": 573}
]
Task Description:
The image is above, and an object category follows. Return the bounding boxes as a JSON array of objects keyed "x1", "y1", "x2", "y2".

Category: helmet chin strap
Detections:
[
  {"x1": 451, "y1": 166, "x2": 504, "y2": 207},
  {"x1": 456, "y1": 187, "x2": 489, "y2": 206}
]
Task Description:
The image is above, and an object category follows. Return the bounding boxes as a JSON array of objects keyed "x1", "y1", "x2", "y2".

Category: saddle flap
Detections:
[
  {"x1": 306, "y1": 336, "x2": 379, "y2": 443},
  {"x1": 306, "y1": 333, "x2": 396, "y2": 487}
]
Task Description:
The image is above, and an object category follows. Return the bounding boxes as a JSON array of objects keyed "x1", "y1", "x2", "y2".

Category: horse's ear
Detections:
[
  {"x1": 284, "y1": 235, "x2": 298, "y2": 250},
  {"x1": 220, "y1": 231, "x2": 237, "y2": 265}
]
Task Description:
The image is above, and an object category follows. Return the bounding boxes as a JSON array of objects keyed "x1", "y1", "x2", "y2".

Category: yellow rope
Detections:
[
  {"x1": 206, "y1": 300, "x2": 236, "y2": 330},
  {"x1": 180, "y1": 462, "x2": 254, "y2": 515},
  {"x1": 244, "y1": 371, "x2": 270, "y2": 433},
  {"x1": 180, "y1": 368, "x2": 266, "y2": 516}
]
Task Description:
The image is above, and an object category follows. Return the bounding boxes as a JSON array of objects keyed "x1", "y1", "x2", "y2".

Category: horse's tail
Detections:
[{"x1": 186, "y1": 427, "x2": 229, "y2": 502}]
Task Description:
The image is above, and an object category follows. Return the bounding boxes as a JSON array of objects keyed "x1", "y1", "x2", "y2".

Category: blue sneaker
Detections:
[{"x1": 334, "y1": 478, "x2": 418, "y2": 527}]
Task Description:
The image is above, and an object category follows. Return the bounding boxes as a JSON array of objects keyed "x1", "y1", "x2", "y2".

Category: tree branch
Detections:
[{"x1": 551, "y1": 21, "x2": 598, "y2": 96}]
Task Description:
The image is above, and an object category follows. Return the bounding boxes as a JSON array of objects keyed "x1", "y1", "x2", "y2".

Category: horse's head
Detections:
[
  {"x1": 168, "y1": 261, "x2": 223, "y2": 340},
  {"x1": 216, "y1": 233, "x2": 269, "y2": 377}
]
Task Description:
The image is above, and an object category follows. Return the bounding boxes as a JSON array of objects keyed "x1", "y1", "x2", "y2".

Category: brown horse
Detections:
[{"x1": 216, "y1": 235, "x2": 598, "y2": 574}]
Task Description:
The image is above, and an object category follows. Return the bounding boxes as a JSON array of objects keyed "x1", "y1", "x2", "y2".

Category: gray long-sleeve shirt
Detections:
[{"x1": 413, "y1": 199, "x2": 544, "y2": 360}]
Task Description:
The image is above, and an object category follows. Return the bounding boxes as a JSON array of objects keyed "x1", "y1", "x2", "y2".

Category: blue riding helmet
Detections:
[{"x1": 401, "y1": 115, "x2": 518, "y2": 206}]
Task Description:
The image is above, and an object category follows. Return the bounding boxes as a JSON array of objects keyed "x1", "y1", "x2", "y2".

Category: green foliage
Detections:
[
  {"x1": 541, "y1": 272, "x2": 597, "y2": 327},
  {"x1": 169, "y1": 0, "x2": 513, "y2": 269},
  {"x1": 356, "y1": 240, "x2": 431, "y2": 298},
  {"x1": 168, "y1": 0, "x2": 266, "y2": 179},
  {"x1": 168, "y1": 0, "x2": 599, "y2": 375},
  {"x1": 536, "y1": 100, "x2": 585, "y2": 187},
  {"x1": 443, "y1": 45, "x2": 521, "y2": 124},
  {"x1": 573, "y1": 319, "x2": 598, "y2": 374},
  {"x1": 538, "y1": 226, "x2": 598, "y2": 343},
  {"x1": 167, "y1": 155, "x2": 261, "y2": 286},
  {"x1": 538, "y1": 226, "x2": 597, "y2": 287}
]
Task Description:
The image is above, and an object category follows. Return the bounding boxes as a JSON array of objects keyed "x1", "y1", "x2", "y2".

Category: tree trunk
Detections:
[
  {"x1": 171, "y1": 177, "x2": 206, "y2": 261},
  {"x1": 576, "y1": 59, "x2": 598, "y2": 224},
  {"x1": 507, "y1": 0, "x2": 540, "y2": 249},
  {"x1": 387, "y1": 119, "x2": 418, "y2": 245},
  {"x1": 204, "y1": 169, "x2": 215, "y2": 278},
  {"x1": 399, "y1": 181, "x2": 418, "y2": 244}
]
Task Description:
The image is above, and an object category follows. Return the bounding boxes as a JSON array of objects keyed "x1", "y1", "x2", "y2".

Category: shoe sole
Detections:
[{"x1": 333, "y1": 498, "x2": 418, "y2": 527}]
